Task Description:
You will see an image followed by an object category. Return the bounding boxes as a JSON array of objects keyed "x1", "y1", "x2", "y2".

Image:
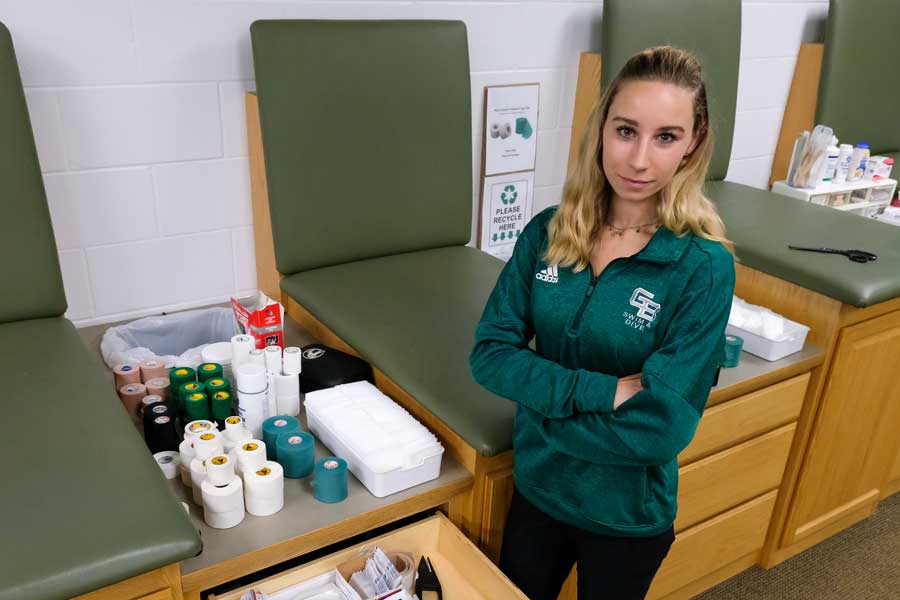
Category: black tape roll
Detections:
[{"x1": 144, "y1": 403, "x2": 179, "y2": 453}]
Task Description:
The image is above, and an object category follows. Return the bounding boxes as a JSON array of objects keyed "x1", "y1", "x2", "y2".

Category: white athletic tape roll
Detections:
[
  {"x1": 180, "y1": 464, "x2": 191, "y2": 487},
  {"x1": 153, "y1": 451, "x2": 180, "y2": 479},
  {"x1": 274, "y1": 372, "x2": 301, "y2": 416},
  {"x1": 206, "y1": 454, "x2": 235, "y2": 486},
  {"x1": 184, "y1": 420, "x2": 216, "y2": 441},
  {"x1": 264, "y1": 345, "x2": 282, "y2": 374},
  {"x1": 231, "y1": 334, "x2": 255, "y2": 369},
  {"x1": 276, "y1": 394, "x2": 301, "y2": 418},
  {"x1": 248, "y1": 349, "x2": 265, "y2": 368},
  {"x1": 235, "y1": 363, "x2": 267, "y2": 394},
  {"x1": 266, "y1": 373, "x2": 278, "y2": 419},
  {"x1": 244, "y1": 461, "x2": 284, "y2": 517},
  {"x1": 236, "y1": 440, "x2": 267, "y2": 474},
  {"x1": 224, "y1": 428, "x2": 253, "y2": 454},
  {"x1": 282, "y1": 347, "x2": 302, "y2": 376},
  {"x1": 190, "y1": 458, "x2": 207, "y2": 505},
  {"x1": 204, "y1": 504, "x2": 245, "y2": 529},
  {"x1": 202, "y1": 476, "x2": 244, "y2": 513},
  {"x1": 224, "y1": 416, "x2": 246, "y2": 439},
  {"x1": 193, "y1": 431, "x2": 224, "y2": 460}
]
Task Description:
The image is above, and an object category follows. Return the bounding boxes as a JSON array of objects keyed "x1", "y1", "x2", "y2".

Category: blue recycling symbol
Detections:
[{"x1": 500, "y1": 185, "x2": 518, "y2": 205}]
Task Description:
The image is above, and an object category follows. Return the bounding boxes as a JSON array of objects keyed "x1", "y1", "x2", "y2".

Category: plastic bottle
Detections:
[
  {"x1": 847, "y1": 142, "x2": 870, "y2": 182},
  {"x1": 834, "y1": 144, "x2": 853, "y2": 183},
  {"x1": 821, "y1": 145, "x2": 840, "y2": 183}
]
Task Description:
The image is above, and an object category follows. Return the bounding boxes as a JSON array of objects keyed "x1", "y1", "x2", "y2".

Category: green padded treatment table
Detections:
[
  {"x1": 709, "y1": 181, "x2": 900, "y2": 307},
  {"x1": 0, "y1": 319, "x2": 202, "y2": 600},
  {"x1": 816, "y1": 0, "x2": 900, "y2": 166},
  {"x1": 280, "y1": 247, "x2": 513, "y2": 456}
]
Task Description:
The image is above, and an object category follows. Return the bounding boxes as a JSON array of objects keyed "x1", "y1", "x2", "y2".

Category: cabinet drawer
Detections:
[
  {"x1": 676, "y1": 423, "x2": 795, "y2": 532},
  {"x1": 680, "y1": 373, "x2": 808, "y2": 465},
  {"x1": 890, "y1": 444, "x2": 900, "y2": 483},
  {"x1": 648, "y1": 491, "x2": 777, "y2": 599},
  {"x1": 211, "y1": 513, "x2": 526, "y2": 599}
]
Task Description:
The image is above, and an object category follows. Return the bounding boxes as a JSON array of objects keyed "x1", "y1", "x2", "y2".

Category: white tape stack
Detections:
[
  {"x1": 264, "y1": 345, "x2": 282, "y2": 374},
  {"x1": 153, "y1": 451, "x2": 180, "y2": 480},
  {"x1": 222, "y1": 415, "x2": 253, "y2": 453},
  {"x1": 236, "y1": 440, "x2": 267, "y2": 475},
  {"x1": 178, "y1": 439, "x2": 196, "y2": 487},
  {"x1": 193, "y1": 431, "x2": 224, "y2": 461},
  {"x1": 282, "y1": 346, "x2": 302, "y2": 376},
  {"x1": 274, "y1": 372, "x2": 301, "y2": 417},
  {"x1": 202, "y1": 476, "x2": 245, "y2": 529},
  {"x1": 244, "y1": 461, "x2": 285, "y2": 517},
  {"x1": 206, "y1": 454, "x2": 236, "y2": 486},
  {"x1": 190, "y1": 458, "x2": 208, "y2": 504},
  {"x1": 248, "y1": 348, "x2": 265, "y2": 368},
  {"x1": 231, "y1": 334, "x2": 255, "y2": 370},
  {"x1": 184, "y1": 420, "x2": 216, "y2": 442},
  {"x1": 236, "y1": 363, "x2": 269, "y2": 437}
]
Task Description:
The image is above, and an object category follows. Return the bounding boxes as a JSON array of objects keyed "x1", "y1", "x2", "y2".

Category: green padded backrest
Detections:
[
  {"x1": 0, "y1": 22, "x2": 66, "y2": 323},
  {"x1": 251, "y1": 20, "x2": 472, "y2": 275},
  {"x1": 816, "y1": 0, "x2": 900, "y2": 158},
  {"x1": 600, "y1": 0, "x2": 741, "y2": 181}
]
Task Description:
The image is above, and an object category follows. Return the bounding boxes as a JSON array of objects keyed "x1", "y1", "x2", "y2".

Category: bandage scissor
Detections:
[{"x1": 788, "y1": 245, "x2": 878, "y2": 263}]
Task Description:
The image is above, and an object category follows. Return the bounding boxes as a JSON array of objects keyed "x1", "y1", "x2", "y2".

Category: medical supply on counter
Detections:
[
  {"x1": 223, "y1": 415, "x2": 251, "y2": 446},
  {"x1": 236, "y1": 362, "x2": 270, "y2": 436},
  {"x1": 848, "y1": 142, "x2": 870, "y2": 181},
  {"x1": 274, "y1": 372, "x2": 301, "y2": 417},
  {"x1": 118, "y1": 382, "x2": 146, "y2": 420},
  {"x1": 140, "y1": 394, "x2": 165, "y2": 417},
  {"x1": 822, "y1": 145, "x2": 840, "y2": 182},
  {"x1": 786, "y1": 125, "x2": 834, "y2": 188},
  {"x1": 185, "y1": 391, "x2": 211, "y2": 422},
  {"x1": 198, "y1": 362, "x2": 224, "y2": 383},
  {"x1": 305, "y1": 381, "x2": 445, "y2": 497},
  {"x1": 206, "y1": 377, "x2": 231, "y2": 396},
  {"x1": 727, "y1": 296, "x2": 810, "y2": 361},
  {"x1": 206, "y1": 454, "x2": 236, "y2": 486},
  {"x1": 264, "y1": 345, "x2": 282, "y2": 374},
  {"x1": 722, "y1": 335, "x2": 743, "y2": 368},
  {"x1": 415, "y1": 555, "x2": 442, "y2": 600},
  {"x1": 179, "y1": 439, "x2": 196, "y2": 487},
  {"x1": 262, "y1": 415, "x2": 301, "y2": 459},
  {"x1": 184, "y1": 419, "x2": 216, "y2": 440},
  {"x1": 145, "y1": 376, "x2": 171, "y2": 401},
  {"x1": 190, "y1": 457, "x2": 208, "y2": 504},
  {"x1": 194, "y1": 431, "x2": 224, "y2": 460},
  {"x1": 248, "y1": 348, "x2": 265, "y2": 368},
  {"x1": 201, "y1": 341, "x2": 234, "y2": 380},
  {"x1": 144, "y1": 404, "x2": 179, "y2": 452},
  {"x1": 276, "y1": 431, "x2": 315, "y2": 478},
  {"x1": 211, "y1": 390, "x2": 234, "y2": 427},
  {"x1": 312, "y1": 457, "x2": 349, "y2": 503},
  {"x1": 113, "y1": 362, "x2": 142, "y2": 387},
  {"x1": 788, "y1": 245, "x2": 877, "y2": 263},
  {"x1": 153, "y1": 451, "x2": 181, "y2": 480},
  {"x1": 170, "y1": 367, "x2": 196, "y2": 412},
  {"x1": 244, "y1": 461, "x2": 285, "y2": 516},
  {"x1": 298, "y1": 344, "x2": 375, "y2": 394},
  {"x1": 231, "y1": 334, "x2": 255, "y2": 368},
  {"x1": 341, "y1": 547, "x2": 405, "y2": 599},
  {"x1": 237, "y1": 440, "x2": 268, "y2": 474},
  {"x1": 834, "y1": 144, "x2": 853, "y2": 183},
  {"x1": 282, "y1": 346, "x2": 302, "y2": 376},
  {"x1": 202, "y1": 475, "x2": 245, "y2": 529},
  {"x1": 139, "y1": 359, "x2": 168, "y2": 382}
]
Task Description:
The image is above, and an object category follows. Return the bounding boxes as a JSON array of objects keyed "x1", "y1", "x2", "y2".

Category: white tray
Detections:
[{"x1": 725, "y1": 318, "x2": 809, "y2": 362}]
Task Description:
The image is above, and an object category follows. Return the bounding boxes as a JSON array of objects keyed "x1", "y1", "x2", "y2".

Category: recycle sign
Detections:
[{"x1": 500, "y1": 184, "x2": 518, "y2": 205}]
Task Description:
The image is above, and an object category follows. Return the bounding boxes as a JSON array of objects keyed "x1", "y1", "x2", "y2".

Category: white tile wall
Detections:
[{"x1": 7, "y1": 0, "x2": 830, "y2": 325}]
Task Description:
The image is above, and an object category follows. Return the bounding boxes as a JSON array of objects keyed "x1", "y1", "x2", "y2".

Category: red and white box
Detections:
[{"x1": 231, "y1": 292, "x2": 285, "y2": 349}]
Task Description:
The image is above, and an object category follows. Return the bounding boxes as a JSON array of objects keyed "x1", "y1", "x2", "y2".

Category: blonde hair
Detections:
[{"x1": 545, "y1": 46, "x2": 732, "y2": 271}]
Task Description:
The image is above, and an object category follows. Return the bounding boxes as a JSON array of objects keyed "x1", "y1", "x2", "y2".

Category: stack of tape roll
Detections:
[
  {"x1": 262, "y1": 415, "x2": 301, "y2": 459},
  {"x1": 170, "y1": 367, "x2": 196, "y2": 416},
  {"x1": 118, "y1": 382, "x2": 146, "y2": 421},
  {"x1": 179, "y1": 438, "x2": 196, "y2": 487},
  {"x1": 144, "y1": 403, "x2": 179, "y2": 452},
  {"x1": 197, "y1": 362, "x2": 223, "y2": 383},
  {"x1": 145, "y1": 377, "x2": 171, "y2": 402},
  {"x1": 206, "y1": 454, "x2": 235, "y2": 485},
  {"x1": 276, "y1": 431, "x2": 315, "y2": 478},
  {"x1": 248, "y1": 348, "x2": 265, "y2": 368},
  {"x1": 113, "y1": 362, "x2": 141, "y2": 388},
  {"x1": 206, "y1": 377, "x2": 231, "y2": 397},
  {"x1": 184, "y1": 390, "x2": 211, "y2": 422},
  {"x1": 244, "y1": 461, "x2": 284, "y2": 517},
  {"x1": 202, "y1": 342, "x2": 234, "y2": 381},
  {"x1": 236, "y1": 440, "x2": 267, "y2": 475},
  {"x1": 210, "y1": 390, "x2": 234, "y2": 426},
  {"x1": 184, "y1": 419, "x2": 216, "y2": 441},
  {"x1": 153, "y1": 451, "x2": 181, "y2": 480},
  {"x1": 264, "y1": 345, "x2": 282, "y2": 374},
  {"x1": 223, "y1": 416, "x2": 252, "y2": 453},
  {"x1": 190, "y1": 457, "x2": 208, "y2": 504},
  {"x1": 202, "y1": 475, "x2": 245, "y2": 529},
  {"x1": 236, "y1": 363, "x2": 268, "y2": 437},
  {"x1": 140, "y1": 359, "x2": 168, "y2": 382},
  {"x1": 282, "y1": 346, "x2": 302, "y2": 376},
  {"x1": 194, "y1": 430, "x2": 224, "y2": 461},
  {"x1": 140, "y1": 394, "x2": 165, "y2": 417},
  {"x1": 274, "y1": 372, "x2": 301, "y2": 417},
  {"x1": 231, "y1": 334, "x2": 255, "y2": 370}
]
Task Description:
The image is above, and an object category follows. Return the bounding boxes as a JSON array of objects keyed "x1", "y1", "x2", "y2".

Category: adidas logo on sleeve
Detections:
[{"x1": 536, "y1": 264, "x2": 559, "y2": 283}]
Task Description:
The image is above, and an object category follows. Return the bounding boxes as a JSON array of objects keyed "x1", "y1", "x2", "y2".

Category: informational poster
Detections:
[
  {"x1": 483, "y1": 84, "x2": 540, "y2": 176},
  {"x1": 479, "y1": 172, "x2": 534, "y2": 260}
]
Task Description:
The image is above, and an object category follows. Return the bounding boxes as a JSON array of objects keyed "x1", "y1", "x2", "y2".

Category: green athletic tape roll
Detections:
[
  {"x1": 184, "y1": 391, "x2": 211, "y2": 422},
  {"x1": 722, "y1": 334, "x2": 743, "y2": 368},
  {"x1": 206, "y1": 377, "x2": 231, "y2": 396},
  {"x1": 210, "y1": 390, "x2": 233, "y2": 421},
  {"x1": 169, "y1": 367, "x2": 196, "y2": 400},
  {"x1": 276, "y1": 431, "x2": 315, "y2": 478},
  {"x1": 197, "y1": 362, "x2": 223, "y2": 383},
  {"x1": 262, "y1": 415, "x2": 301, "y2": 460},
  {"x1": 178, "y1": 381, "x2": 206, "y2": 418}
]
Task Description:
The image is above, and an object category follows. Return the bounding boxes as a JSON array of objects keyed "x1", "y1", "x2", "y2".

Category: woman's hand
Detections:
[{"x1": 614, "y1": 372, "x2": 644, "y2": 410}]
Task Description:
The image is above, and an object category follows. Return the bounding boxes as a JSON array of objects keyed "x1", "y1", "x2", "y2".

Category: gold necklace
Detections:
[{"x1": 604, "y1": 219, "x2": 661, "y2": 238}]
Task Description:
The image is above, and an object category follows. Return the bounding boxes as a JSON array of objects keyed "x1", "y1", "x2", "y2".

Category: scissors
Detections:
[{"x1": 788, "y1": 245, "x2": 878, "y2": 263}]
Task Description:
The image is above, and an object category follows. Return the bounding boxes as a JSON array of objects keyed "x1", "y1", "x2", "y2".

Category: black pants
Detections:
[{"x1": 499, "y1": 488, "x2": 675, "y2": 600}]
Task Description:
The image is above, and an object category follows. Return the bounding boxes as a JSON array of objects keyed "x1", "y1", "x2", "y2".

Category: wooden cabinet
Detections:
[{"x1": 780, "y1": 309, "x2": 900, "y2": 547}]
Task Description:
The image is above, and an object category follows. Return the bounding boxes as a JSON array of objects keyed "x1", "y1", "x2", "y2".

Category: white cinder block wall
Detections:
[{"x1": 4, "y1": 0, "x2": 828, "y2": 327}]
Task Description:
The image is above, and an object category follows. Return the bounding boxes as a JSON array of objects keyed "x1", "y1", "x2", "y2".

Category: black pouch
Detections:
[{"x1": 298, "y1": 343, "x2": 375, "y2": 393}]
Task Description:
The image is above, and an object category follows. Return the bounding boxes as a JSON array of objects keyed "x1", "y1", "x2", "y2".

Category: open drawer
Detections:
[{"x1": 211, "y1": 513, "x2": 527, "y2": 599}]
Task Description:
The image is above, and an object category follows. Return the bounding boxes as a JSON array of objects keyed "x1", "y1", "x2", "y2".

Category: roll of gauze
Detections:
[
  {"x1": 236, "y1": 440, "x2": 267, "y2": 474},
  {"x1": 206, "y1": 454, "x2": 235, "y2": 486}
]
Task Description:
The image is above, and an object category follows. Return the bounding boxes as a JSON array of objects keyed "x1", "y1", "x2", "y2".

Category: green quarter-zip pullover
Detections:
[{"x1": 470, "y1": 206, "x2": 735, "y2": 536}]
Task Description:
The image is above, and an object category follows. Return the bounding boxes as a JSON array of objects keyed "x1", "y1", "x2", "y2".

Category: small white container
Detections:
[{"x1": 725, "y1": 318, "x2": 809, "y2": 362}]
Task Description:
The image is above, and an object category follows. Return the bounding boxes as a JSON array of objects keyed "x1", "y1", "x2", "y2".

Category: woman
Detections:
[{"x1": 469, "y1": 46, "x2": 736, "y2": 600}]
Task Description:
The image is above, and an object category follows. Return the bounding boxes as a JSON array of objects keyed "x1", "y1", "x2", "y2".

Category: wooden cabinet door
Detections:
[{"x1": 783, "y1": 310, "x2": 900, "y2": 545}]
